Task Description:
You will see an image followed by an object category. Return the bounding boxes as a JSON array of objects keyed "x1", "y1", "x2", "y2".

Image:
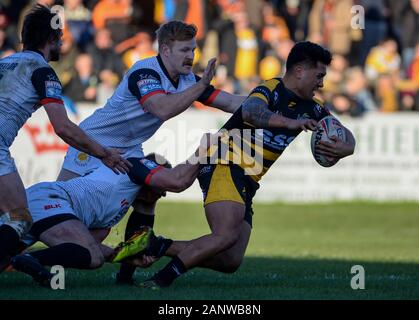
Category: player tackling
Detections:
[
  {"x1": 133, "y1": 41, "x2": 357, "y2": 289},
  {"x1": 55, "y1": 20, "x2": 247, "y2": 284},
  {"x1": 6, "y1": 134, "x2": 217, "y2": 286}
]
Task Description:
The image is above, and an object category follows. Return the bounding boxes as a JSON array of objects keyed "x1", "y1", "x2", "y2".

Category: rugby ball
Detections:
[{"x1": 310, "y1": 115, "x2": 346, "y2": 167}]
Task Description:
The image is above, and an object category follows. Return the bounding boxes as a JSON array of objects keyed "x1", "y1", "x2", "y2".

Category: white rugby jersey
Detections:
[
  {"x1": 79, "y1": 55, "x2": 220, "y2": 149},
  {"x1": 0, "y1": 50, "x2": 63, "y2": 147},
  {"x1": 28, "y1": 157, "x2": 164, "y2": 229}
]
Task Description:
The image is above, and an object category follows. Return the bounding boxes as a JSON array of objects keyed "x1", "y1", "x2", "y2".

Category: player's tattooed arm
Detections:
[
  {"x1": 241, "y1": 97, "x2": 272, "y2": 128},
  {"x1": 241, "y1": 97, "x2": 317, "y2": 131}
]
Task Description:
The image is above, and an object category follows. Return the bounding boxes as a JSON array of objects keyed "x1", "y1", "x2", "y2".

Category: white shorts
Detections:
[
  {"x1": 27, "y1": 182, "x2": 76, "y2": 223},
  {"x1": 0, "y1": 145, "x2": 17, "y2": 176},
  {"x1": 61, "y1": 145, "x2": 144, "y2": 176},
  {"x1": 20, "y1": 182, "x2": 77, "y2": 246}
]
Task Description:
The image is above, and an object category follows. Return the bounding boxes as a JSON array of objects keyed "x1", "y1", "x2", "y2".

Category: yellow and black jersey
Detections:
[{"x1": 208, "y1": 78, "x2": 330, "y2": 182}]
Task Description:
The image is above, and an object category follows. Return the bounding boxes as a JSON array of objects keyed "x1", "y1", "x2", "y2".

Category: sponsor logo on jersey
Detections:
[
  {"x1": 260, "y1": 129, "x2": 296, "y2": 150},
  {"x1": 137, "y1": 78, "x2": 159, "y2": 85},
  {"x1": 288, "y1": 101, "x2": 296, "y2": 108},
  {"x1": 45, "y1": 81, "x2": 62, "y2": 99},
  {"x1": 140, "y1": 158, "x2": 159, "y2": 170},
  {"x1": 199, "y1": 165, "x2": 212, "y2": 176},
  {"x1": 138, "y1": 78, "x2": 162, "y2": 96}
]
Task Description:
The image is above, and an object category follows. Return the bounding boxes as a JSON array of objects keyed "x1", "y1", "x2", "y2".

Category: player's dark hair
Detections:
[
  {"x1": 145, "y1": 153, "x2": 172, "y2": 169},
  {"x1": 156, "y1": 20, "x2": 197, "y2": 50},
  {"x1": 286, "y1": 41, "x2": 332, "y2": 71},
  {"x1": 21, "y1": 4, "x2": 61, "y2": 50}
]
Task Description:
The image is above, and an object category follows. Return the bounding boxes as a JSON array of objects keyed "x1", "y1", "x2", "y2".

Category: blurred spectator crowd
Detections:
[{"x1": 0, "y1": 0, "x2": 418, "y2": 116}]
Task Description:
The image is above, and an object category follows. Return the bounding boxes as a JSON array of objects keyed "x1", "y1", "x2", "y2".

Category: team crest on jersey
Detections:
[
  {"x1": 45, "y1": 81, "x2": 62, "y2": 99},
  {"x1": 75, "y1": 152, "x2": 91, "y2": 166},
  {"x1": 288, "y1": 101, "x2": 296, "y2": 108},
  {"x1": 140, "y1": 158, "x2": 158, "y2": 170}
]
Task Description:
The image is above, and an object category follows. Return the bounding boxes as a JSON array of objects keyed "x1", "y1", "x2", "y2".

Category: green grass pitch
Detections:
[{"x1": 1, "y1": 201, "x2": 419, "y2": 300}]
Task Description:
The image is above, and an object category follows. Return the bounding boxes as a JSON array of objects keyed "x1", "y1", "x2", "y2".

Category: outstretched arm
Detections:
[
  {"x1": 143, "y1": 59, "x2": 217, "y2": 120},
  {"x1": 205, "y1": 91, "x2": 247, "y2": 113},
  {"x1": 149, "y1": 163, "x2": 199, "y2": 193},
  {"x1": 147, "y1": 133, "x2": 218, "y2": 192}
]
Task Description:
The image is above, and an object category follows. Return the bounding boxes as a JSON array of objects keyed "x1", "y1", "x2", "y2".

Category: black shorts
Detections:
[{"x1": 197, "y1": 164, "x2": 259, "y2": 227}]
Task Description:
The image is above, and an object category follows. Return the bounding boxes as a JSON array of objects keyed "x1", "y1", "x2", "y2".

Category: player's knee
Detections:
[
  {"x1": 214, "y1": 230, "x2": 240, "y2": 251},
  {"x1": 224, "y1": 256, "x2": 243, "y2": 273},
  {"x1": 1, "y1": 208, "x2": 33, "y2": 237},
  {"x1": 219, "y1": 252, "x2": 243, "y2": 274},
  {"x1": 90, "y1": 228, "x2": 111, "y2": 243}
]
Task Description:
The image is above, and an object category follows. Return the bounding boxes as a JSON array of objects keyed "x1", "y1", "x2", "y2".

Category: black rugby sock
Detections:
[
  {"x1": 0, "y1": 225, "x2": 20, "y2": 262},
  {"x1": 30, "y1": 243, "x2": 91, "y2": 269},
  {"x1": 152, "y1": 255, "x2": 187, "y2": 287}
]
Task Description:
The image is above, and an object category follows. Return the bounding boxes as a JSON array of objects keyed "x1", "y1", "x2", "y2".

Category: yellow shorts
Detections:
[{"x1": 197, "y1": 164, "x2": 259, "y2": 226}]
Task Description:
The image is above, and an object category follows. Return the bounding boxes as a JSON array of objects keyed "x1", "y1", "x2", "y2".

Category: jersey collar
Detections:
[
  {"x1": 280, "y1": 78, "x2": 307, "y2": 102},
  {"x1": 24, "y1": 49, "x2": 47, "y2": 62},
  {"x1": 157, "y1": 54, "x2": 179, "y2": 89}
]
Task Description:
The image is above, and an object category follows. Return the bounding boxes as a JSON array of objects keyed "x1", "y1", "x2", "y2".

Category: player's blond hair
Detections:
[{"x1": 156, "y1": 20, "x2": 197, "y2": 51}]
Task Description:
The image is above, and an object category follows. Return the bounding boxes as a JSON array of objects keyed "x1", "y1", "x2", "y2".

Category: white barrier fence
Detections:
[{"x1": 10, "y1": 105, "x2": 419, "y2": 202}]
